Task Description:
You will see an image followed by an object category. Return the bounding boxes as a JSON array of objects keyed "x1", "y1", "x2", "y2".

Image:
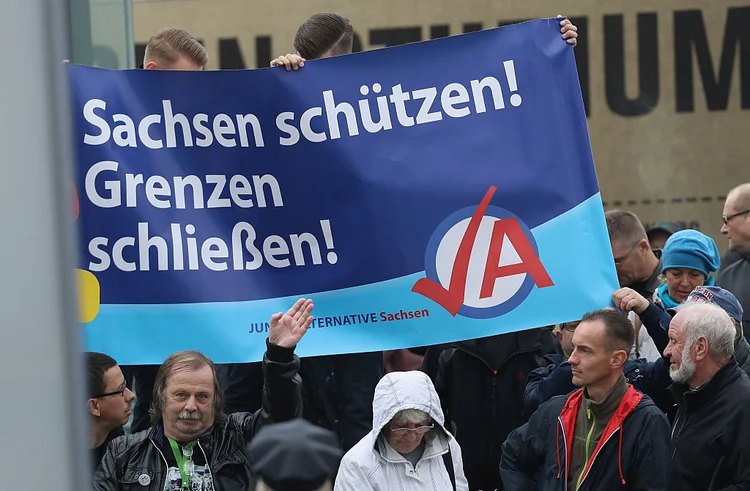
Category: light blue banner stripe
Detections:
[{"x1": 84, "y1": 192, "x2": 618, "y2": 364}]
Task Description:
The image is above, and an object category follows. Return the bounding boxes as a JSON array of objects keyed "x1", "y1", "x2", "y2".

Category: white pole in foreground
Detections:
[{"x1": 0, "y1": 1, "x2": 90, "y2": 490}]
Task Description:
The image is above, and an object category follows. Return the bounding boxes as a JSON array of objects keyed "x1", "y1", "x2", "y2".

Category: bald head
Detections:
[
  {"x1": 728, "y1": 183, "x2": 750, "y2": 210},
  {"x1": 722, "y1": 183, "x2": 750, "y2": 254}
]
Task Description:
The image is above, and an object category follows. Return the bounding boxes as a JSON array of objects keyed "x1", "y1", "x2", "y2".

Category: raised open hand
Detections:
[{"x1": 268, "y1": 298, "x2": 314, "y2": 348}]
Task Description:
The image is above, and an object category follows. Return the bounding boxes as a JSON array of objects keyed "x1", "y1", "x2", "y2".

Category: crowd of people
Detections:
[{"x1": 81, "y1": 11, "x2": 750, "y2": 491}]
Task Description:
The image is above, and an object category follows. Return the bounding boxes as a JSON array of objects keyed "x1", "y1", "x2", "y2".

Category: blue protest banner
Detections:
[{"x1": 69, "y1": 19, "x2": 619, "y2": 364}]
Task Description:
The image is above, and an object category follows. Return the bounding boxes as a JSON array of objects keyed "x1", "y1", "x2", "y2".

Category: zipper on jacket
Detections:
[
  {"x1": 489, "y1": 373, "x2": 498, "y2": 462},
  {"x1": 149, "y1": 436, "x2": 171, "y2": 491},
  {"x1": 576, "y1": 408, "x2": 597, "y2": 489},
  {"x1": 671, "y1": 413, "x2": 681, "y2": 441},
  {"x1": 670, "y1": 392, "x2": 690, "y2": 459},
  {"x1": 577, "y1": 426, "x2": 620, "y2": 487},
  {"x1": 671, "y1": 412, "x2": 688, "y2": 459},
  {"x1": 460, "y1": 346, "x2": 541, "y2": 374},
  {"x1": 196, "y1": 441, "x2": 216, "y2": 490},
  {"x1": 558, "y1": 416, "x2": 569, "y2": 491}
]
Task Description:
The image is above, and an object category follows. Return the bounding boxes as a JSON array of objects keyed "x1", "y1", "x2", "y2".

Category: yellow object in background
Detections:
[{"x1": 78, "y1": 269, "x2": 100, "y2": 323}]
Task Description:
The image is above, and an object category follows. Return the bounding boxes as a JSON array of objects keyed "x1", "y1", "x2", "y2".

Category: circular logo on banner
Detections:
[{"x1": 423, "y1": 205, "x2": 541, "y2": 319}]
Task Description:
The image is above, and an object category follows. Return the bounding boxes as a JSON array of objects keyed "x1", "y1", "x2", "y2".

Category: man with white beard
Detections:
[{"x1": 664, "y1": 303, "x2": 750, "y2": 491}]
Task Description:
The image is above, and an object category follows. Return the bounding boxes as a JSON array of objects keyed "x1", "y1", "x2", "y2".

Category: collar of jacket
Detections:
[
  {"x1": 582, "y1": 374, "x2": 628, "y2": 418},
  {"x1": 632, "y1": 251, "x2": 664, "y2": 298},
  {"x1": 544, "y1": 353, "x2": 567, "y2": 366},
  {"x1": 149, "y1": 422, "x2": 244, "y2": 471},
  {"x1": 556, "y1": 383, "x2": 643, "y2": 487},
  {"x1": 668, "y1": 358, "x2": 743, "y2": 410},
  {"x1": 624, "y1": 359, "x2": 649, "y2": 383}
]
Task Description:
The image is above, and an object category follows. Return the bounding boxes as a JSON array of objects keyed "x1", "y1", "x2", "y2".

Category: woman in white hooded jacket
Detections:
[{"x1": 334, "y1": 370, "x2": 469, "y2": 491}]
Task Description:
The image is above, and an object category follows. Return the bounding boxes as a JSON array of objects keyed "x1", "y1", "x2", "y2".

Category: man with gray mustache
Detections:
[
  {"x1": 665, "y1": 302, "x2": 750, "y2": 490},
  {"x1": 93, "y1": 298, "x2": 315, "y2": 491}
]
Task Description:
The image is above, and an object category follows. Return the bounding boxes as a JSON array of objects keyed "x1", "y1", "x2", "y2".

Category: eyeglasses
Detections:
[
  {"x1": 723, "y1": 209, "x2": 750, "y2": 225},
  {"x1": 93, "y1": 385, "x2": 128, "y2": 398},
  {"x1": 563, "y1": 322, "x2": 580, "y2": 332},
  {"x1": 613, "y1": 242, "x2": 639, "y2": 266},
  {"x1": 390, "y1": 424, "x2": 434, "y2": 435}
]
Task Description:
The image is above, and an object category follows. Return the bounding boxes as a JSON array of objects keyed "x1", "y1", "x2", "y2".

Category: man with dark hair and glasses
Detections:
[
  {"x1": 605, "y1": 210, "x2": 664, "y2": 300},
  {"x1": 605, "y1": 210, "x2": 665, "y2": 361},
  {"x1": 717, "y1": 183, "x2": 750, "y2": 341},
  {"x1": 87, "y1": 352, "x2": 135, "y2": 471}
]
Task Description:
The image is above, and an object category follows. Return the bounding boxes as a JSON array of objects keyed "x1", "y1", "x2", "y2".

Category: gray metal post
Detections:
[{"x1": 0, "y1": 1, "x2": 90, "y2": 490}]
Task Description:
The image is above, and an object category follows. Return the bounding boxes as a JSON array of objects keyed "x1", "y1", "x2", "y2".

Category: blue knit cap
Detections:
[{"x1": 661, "y1": 230, "x2": 721, "y2": 277}]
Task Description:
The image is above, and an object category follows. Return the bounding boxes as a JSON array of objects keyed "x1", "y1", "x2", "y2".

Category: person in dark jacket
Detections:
[
  {"x1": 431, "y1": 327, "x2": 559, "y2": 491},
  {"x1": 614, "y1": 285, "x2": 750, "y2": 377},
  {"x1": 606, "y1": 210, "x2": 666, "y2": 360},
  {"x1": 87, "y1": 352, "x2": 135, "y2": 471},
  {"x1": 663, "y1": 302, "x2": 750, "y2": 491},
  {"x1": 606, "y1": 210, "x2": 664, "y2": 300},
  {"x1": 501, "y1": 309, "x2": 671, "y2": 491},
  {"x1": 717, "y1": 183, "x2": 750, "y2": 340},
  {"x1": 93, "y1": 299, "x2": 314, "y2": 491},
  {"x1": 523, "y1": 321, "x2": 672, "y2": 417},
  {"x1": 530, "y1": 285, "x2": 750, "y2": 420}
]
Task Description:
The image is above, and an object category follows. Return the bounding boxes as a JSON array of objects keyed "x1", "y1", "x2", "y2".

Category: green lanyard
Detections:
[{"x1": 168, "y1": 438, "x2": 197, "y2": 489}]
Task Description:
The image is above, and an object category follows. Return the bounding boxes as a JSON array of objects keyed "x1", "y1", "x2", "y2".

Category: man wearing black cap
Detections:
[
  {"x1": 646, "y1": 221, "x2": 684, "y2": 250},
  {"x1": 247, "y1": 419, "x2": 342, "y2": 491}
]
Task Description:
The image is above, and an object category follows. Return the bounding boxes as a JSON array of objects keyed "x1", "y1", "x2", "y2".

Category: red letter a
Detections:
[{"x1": 480, "y1": 218, "x2": 553, "y2": 299}]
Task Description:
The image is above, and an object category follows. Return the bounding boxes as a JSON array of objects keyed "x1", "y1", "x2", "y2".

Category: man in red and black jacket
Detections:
[{"x1": 500, "y1": 309, "x2": 670, "y2": 490}]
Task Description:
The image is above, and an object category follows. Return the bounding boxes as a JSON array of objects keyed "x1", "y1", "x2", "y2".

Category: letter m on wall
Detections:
[{"x1": 674, "y1": 7, "x2": 750, "y2": 112}]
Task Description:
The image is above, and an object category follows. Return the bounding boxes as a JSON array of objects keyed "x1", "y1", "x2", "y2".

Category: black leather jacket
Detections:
[{"x1": 93, "y1": 343, "x2": 302, "y2": 491}]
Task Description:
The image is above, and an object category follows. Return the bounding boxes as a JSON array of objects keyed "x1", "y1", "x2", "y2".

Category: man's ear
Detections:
[
  {"x1": 637, "y1": 238, "x2": 651, "y2": 253},
  {"x1": 693, "y1": 337, "x2": 710, "y2": 362},
  {"x1": 88, "y1": 398, "x2": 100, "y2": 417},
  {"x1": 144, "y1": 60, "x2": 158, "y2": 70},
  {"x1": 612, "y1": 349, "x2": 628, "y2": 369}
]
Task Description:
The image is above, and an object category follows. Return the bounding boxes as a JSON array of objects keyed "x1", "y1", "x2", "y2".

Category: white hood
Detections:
[
  {"x1": 371, "y1": 370, "x2": 446, "y2": 438},
  {"x1": 335, "y1": 370, "x2": 470, "y2": 491}
]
